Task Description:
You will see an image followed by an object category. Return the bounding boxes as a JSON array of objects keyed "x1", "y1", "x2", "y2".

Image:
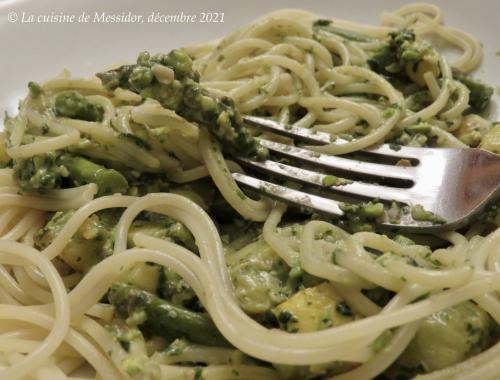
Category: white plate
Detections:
[{"x1": 0, "y1": 0, "x2": 499, "y2": 118}]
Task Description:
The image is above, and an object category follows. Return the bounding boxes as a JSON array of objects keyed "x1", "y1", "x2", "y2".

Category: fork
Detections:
[{"x1": 232, "y1": 116, "x2": 500, "y2": 232}]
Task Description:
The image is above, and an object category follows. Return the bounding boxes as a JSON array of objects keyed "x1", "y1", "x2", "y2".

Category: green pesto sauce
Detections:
[
  {"x1": 97, "y1": 50, "x2": 267, "y2": 159},
  {"x1": 54, "y1": 90, "x2": 104, "y2": 122},
  {"x1": 411, "y1": 204, "x2": 446, "y2": 224}
]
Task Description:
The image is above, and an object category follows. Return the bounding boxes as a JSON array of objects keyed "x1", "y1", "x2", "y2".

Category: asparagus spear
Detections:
[
  {"x1": 108, "y1": 282, "x2": 230, "y2": 347},
  {"x1": 452, "y1": 69, "x2": 494, "y2": 112},
  {"x1": 54, "y1": 90, "x2": 104, "y2": 122},
  {"x1": 13, "y1": 152, "x2": 128, "y2": 195},
  {"x1": 97, "y1": 50, "x2": 267, "y2": 159},
  {"x1": 313, "y1": 19, "x2": 373, "y2": 42},
  {"x1": 59, "y1": 154, "x2": 128, "y2": 195}
]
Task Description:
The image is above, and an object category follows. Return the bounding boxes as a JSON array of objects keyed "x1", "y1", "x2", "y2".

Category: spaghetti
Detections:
[{"x1": 0, "y1": 3, "x2": 499, "y2": 380}]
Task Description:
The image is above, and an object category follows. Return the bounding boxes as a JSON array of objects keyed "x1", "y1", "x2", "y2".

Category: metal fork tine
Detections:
[
  {"x1": 238, "y1": 158, "x2": 412, "y2": 203},
  {"x1": 258, "y1": 139, "x2": 416, "y2": 182},
  {"x1": 244, "y1": 115, "x2": 422, "y2": 159},
  {"x1": 232, "y1": 172, "x2": 344, "y2": 216},
  {"x1": 244, "y1": 115, "x2": 332, "y2": 144},
  {"x1": 238, "y1": 116, "x2": 500, "y2": 231},
  {"x1": 362, "y1": 144, "x2": 423, "y2": 159}
]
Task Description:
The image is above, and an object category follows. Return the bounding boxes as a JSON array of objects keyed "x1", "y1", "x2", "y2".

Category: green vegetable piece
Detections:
[
  {"x1": 158, "y1": 267, "x2": 197, "y2": 308},
  {"x1": 322, "y1": 175, "x2": 352, "y2": 187},
  {"x1": 405, "y1": 123, "x2": 432, "y2": 136},
  {"x1": 13, "y1": 152, "x2": 63, "y2": 193},
  {"x1": 360, "y1": 202, "x2": 384, "y2": 218},
  {"x1": 97, "y1": 50, "x2": 266, "y2": 159},
  {"x1": 60, "y1": 154, "x2": 128, "y2": 195},
  {"x1": 313, "y1": 19, "x2": 373, "y2": 42},
  {"x1": 54, "y1": 91, "x2": 104, "y2": 122},
  {"x1": 108, "y1": 282, "x2": 230, "y2": 347},
  {"x1": 453, "y1": 69, "x2": 494, "y2": 112},
  {"x1": 338, "y1": 201, "x2": 386, "y2": 233},
  {"x1": 128, "y1": 66, "x2": 154, "y2": 92},
  {"x1": 28, "y1": 81, "x2": 43, "y2": 98},
  {"x1": 322, "y1": 175, "x2": 339, "y2": 187},
  {"x1": 341, "y1": 201, "x2": 384, "y2": 219},
  {"x1": 388, "y1": 143, "x2": 402, "y2": 151},
  {"x1": 162, "y1": 49, "x2": 194, "y2": 78},
  {"x1": 368, "y1": 29, "x2": 428, "y2": 78},
  {"x1": 411, "y1": 204, "x2": 446, "y2": 224},
  {"x1": 13, "y1": 151, "x2": 128, "y2": 196}
]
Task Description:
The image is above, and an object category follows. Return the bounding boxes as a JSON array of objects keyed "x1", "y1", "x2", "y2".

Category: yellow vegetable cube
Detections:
[{"x1": 273, "y1": 282, "x2": 356, "y2": 333}]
